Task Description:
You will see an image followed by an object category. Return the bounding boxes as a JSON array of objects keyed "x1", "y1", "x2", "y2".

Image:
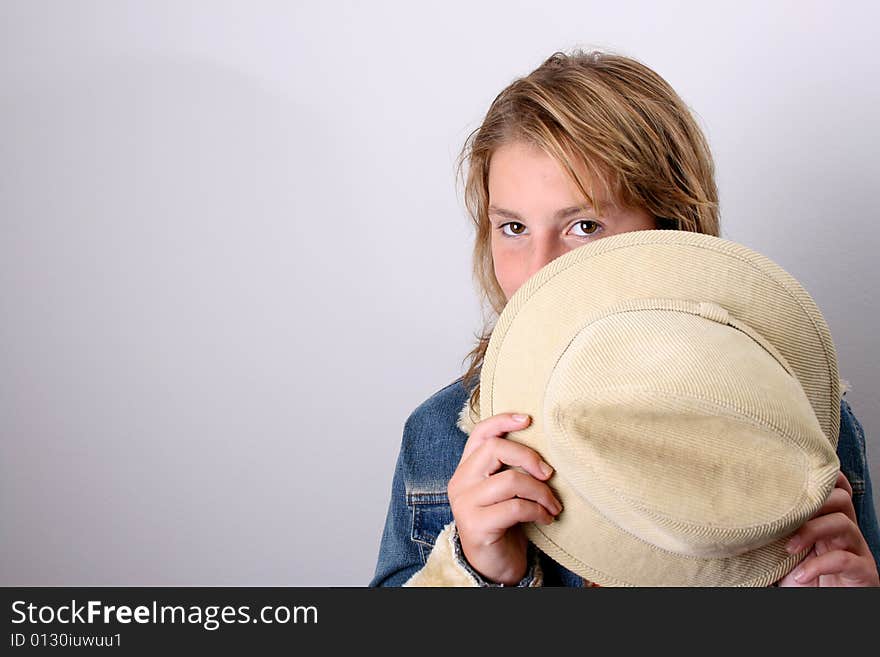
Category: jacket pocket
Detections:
[{"x1": 406, "y1": 490, "x2": 454, "y2": 562}]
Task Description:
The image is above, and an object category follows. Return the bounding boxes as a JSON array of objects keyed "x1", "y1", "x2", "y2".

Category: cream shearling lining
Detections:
[
  {"x1": 403, "y1": 522, "x2": 482, "y2": 587},
  {"x1": 456, "y1": 394, "x2": 479, "y2": 436},
  {"x1": 403, "y1": 520, "x2": 544, "y2": 587}
]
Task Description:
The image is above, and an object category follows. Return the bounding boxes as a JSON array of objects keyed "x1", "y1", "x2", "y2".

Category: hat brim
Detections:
[{"x1": 479, "y1": 229, "x2": 841, "y2": 586}]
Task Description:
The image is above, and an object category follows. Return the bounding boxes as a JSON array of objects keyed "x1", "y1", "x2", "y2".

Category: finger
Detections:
[
  {"x1": 809, "y1": 486, "x2": 857, "y2": 524},
  {"x1": 786, "y1": 512, "x2": 865, "y2": 556},
  {"x1": 776, "y1": 547, "x2": 820, "y2": 587},
  {"x1": 776, "y1": 567, "x2": 817, "y2": 587},
  {"x1": 461, "y1": 413, "x2": 531, "y2": 462},
  {"x1": 463, "y1": 434, "x2": 553, "y2": 482},
  {"x1": 835, "y1": 470, "x2": 853, "y2": 499},
  {"x1": 470, "y1": 468, "x2": 562, "y2": 516},
  {"x1": 789, "y1": 549, "x2": 866, "y2": 585},
  {"x1": 476, "y1": 497, "x2": 557, "y2": 531}
]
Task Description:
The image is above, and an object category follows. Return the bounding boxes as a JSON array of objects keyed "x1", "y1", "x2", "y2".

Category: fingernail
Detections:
[
  {"x1": 786, "y1": 537, "x2": 801, "y2": 553},
  {"x1": 513, "y1": 414, "x2": 529, "y2": 423},
  {"x1": 793, "y1": 566, "x2": 805, "y2": 582},
  {"x1": 539, "y1": 461, "x2": 554, "y2": 477}
]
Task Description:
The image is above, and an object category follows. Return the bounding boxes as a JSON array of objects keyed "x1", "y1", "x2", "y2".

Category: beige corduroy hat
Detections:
[{"x1": 479, "y1": 229, "x2": 842, "y2": 587}]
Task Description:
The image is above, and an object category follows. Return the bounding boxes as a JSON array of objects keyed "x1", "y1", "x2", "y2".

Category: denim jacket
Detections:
[{"x1": 370, "y1": 376, "x2": 880, "y2": 586}]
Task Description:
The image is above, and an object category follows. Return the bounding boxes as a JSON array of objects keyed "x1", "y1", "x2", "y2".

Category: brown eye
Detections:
[
  {"x1": 572, "y1": 220, "x2": 602, "y2": 237},
  {"x1": 500, "y1": 222, "x2": 526, "y2": 237}
]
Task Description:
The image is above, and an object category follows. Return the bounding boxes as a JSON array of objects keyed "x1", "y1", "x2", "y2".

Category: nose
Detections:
[{"x1": 527, "y1": 240, "x2": 569, "y2": 279}]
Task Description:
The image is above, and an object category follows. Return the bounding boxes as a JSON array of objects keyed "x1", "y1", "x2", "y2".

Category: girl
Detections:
[{"x1": 370, "y1": 49, "x2": 880, "y2": 587}]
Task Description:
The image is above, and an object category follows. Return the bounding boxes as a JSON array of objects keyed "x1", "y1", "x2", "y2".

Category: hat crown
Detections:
[{"x1": 544, "y1": 299, "x2": 839, "y2": 558}]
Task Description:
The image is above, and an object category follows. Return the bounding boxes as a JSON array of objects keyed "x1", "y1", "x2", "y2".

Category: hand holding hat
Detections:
[
  {"x1": 448, "y1": 411, "x2": 561, "y2": 585},
  {"x1": 776, "y1": 471, "x2": 879, "y2": 586}
]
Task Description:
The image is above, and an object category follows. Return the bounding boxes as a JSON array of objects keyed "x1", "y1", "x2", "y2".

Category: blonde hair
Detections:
[{"x1": 457, "y1": 49, "x2": 721, "y2": 417}]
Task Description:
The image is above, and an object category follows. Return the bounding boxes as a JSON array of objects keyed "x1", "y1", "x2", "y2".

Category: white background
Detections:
[{"x1": 2, "y1": 0, "x2": 878, "y2": 585}]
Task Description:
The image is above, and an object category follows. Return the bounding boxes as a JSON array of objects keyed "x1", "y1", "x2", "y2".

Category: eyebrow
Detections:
[{"x1": 487, "y1": 204, "x2": 595, "y2": 221}]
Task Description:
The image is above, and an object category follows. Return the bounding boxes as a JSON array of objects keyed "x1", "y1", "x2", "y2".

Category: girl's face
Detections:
[{"x1": 489, "y1": 141, "x2": 656, "y2": 301}]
